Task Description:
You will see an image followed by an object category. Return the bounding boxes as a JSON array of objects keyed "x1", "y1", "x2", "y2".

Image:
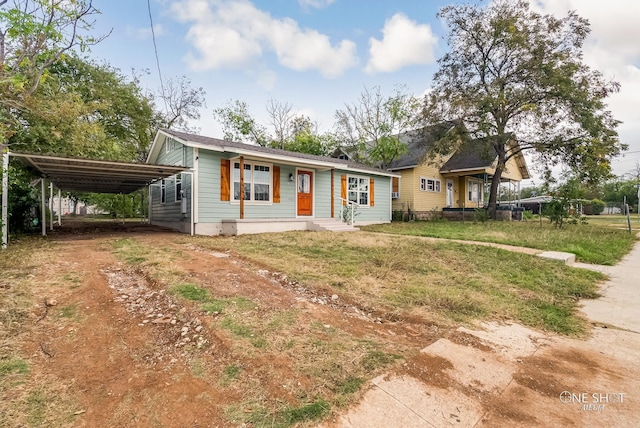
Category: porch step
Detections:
[{"x1": 308, "y1": 219, "x2": 360, "y2": 233}]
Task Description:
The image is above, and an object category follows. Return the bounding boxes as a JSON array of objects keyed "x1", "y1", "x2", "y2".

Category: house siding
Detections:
[
  {"x1": 501, "y1": 156, "x2": 526, "y2": 181},
  {"x1": 148, "y1": 131, "x2": 395, "y2": 234},
  {"x1": 412, "y1": 163, "x2": 447, "y2": 212},
  {"x1": 334, "y1": 171, "x2": 391, "y2": 225},
  {"x1": 314, "y1": 170, "x2": 332, "y2": 218},
  {"x1": 393, "y1": 169, "x2": 414, "y2": 213},
  {"x1": 150, "y1": 136, "x2": 193, "y2": 231}
]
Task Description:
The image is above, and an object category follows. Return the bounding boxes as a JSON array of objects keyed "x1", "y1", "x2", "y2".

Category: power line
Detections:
[{"x1": 147, "y1": 0, "x2": 168, "y2": 114}]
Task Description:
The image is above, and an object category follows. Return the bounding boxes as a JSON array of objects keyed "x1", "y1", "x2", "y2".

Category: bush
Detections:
[
  {"x1": 591, "y1": 199, "x2": 605, "y2": 215},
  {"x1": 474, "y1": 208, "x2": 489, "y2": 223}
]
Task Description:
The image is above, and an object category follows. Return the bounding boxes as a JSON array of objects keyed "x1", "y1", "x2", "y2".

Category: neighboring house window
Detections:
[
  {"x1": 347, "y1": 175, "x2": 370, "y2": 206},
  {"x1": 468, "y1": 179, "x2": 482, "y2": 202},
  {"x1": 233, "y1": 161, "x2": 272, "y2": 202},
  {"x1": 392, "y1": 177, "x2": 400, "y2": 198},
  {"x1": 175, "y1": 174, "x2": 182, "y2": 202},
  {"x1": 160, "y1": 179, "x2": 166, "y2": 204},
  {"x1": 420, "y1": 177, "x2": 441, "y2": 193},
  {"x1": 165, "y1": 139, "x2": 171, "y2": 154}
]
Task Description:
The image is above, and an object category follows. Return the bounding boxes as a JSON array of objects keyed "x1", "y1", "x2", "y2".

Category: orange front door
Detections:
[{"x1": 297, "y1": 170, "x2": 313, "y2": 216}]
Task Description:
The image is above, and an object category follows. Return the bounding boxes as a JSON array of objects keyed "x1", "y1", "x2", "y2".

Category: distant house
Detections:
[
  {"x1": 386, "y1": 128, "x2": 530, "y2": 220},
  {"x1": 146, "y1": 129, "x2": 398, "y2": 235}
]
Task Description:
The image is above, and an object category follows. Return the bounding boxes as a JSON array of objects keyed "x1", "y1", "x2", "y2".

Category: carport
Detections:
[{"x1": 1, "y1": 151, "x2": 188, "y2": 249}]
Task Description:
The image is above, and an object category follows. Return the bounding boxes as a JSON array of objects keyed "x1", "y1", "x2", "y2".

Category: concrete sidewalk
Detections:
[
  {"x1": 579, "y1": 240, "x2": 640, "y2": 333},
  {"x1": 323, "y1": 240, "x2": 640, "y2": 427}
]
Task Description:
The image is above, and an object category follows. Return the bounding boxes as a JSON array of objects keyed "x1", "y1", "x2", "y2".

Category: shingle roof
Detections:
[
  {"x1": 386, "y1": 123, "x2": 458, "y2": 170},
  {"x1": 386, "y1": 125, "x2": 529, "y2": 178},
  {"x1": 160, "y1": 129, "x2": 397, "y2": 177},
  {"x1": 439, "y1": 139, "x2": 496, "y2": 172}
]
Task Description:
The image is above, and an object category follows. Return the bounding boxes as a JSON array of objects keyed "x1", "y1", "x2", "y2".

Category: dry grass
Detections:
[
  {"x1": 192, "y1": 231, "x2": 604, "y2": 335},
  {"x1": 0, "y1": 229, "x2": 609, "y2": 427},
  {"x1": 363, "y1": 220, "x2": 637, "y2": 265},
  {"x1": 0, "y1": 239, "x2": 84, "y2": 427},
  {"x1": 107, "y1": 237, "x2": 407, "y2": 426}
]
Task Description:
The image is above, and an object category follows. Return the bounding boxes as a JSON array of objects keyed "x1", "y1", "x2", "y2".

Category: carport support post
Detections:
[
  {"x1": 148, "y1": 185, "x2": 152, "y2": 224},
  {"x1": 40, "y1": 179, "x2": 46, "y2": 236},
  {"x1": 239, "y1": 156, "x2": 245, "y2": 220},
  {"x1": 2, "y1": 151, "x2": 9, "y2": 249},
  {"x1": 57, "y1": 189, "x2": 61, "y2": 225},
  {"x1": 49, "y1": 182, "x2": 53, "y2": 231}
]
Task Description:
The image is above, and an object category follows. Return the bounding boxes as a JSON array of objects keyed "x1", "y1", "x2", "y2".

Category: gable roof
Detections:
[
  {"x1": 387, "y1": 126, "x2": 530, "y2": 179},
  {"x1": 438, "y1": 139, "x2": 497, "y2": 172},
  {"x1": 148, "y1": 129, "x2": 399, "y2": 178},
  {"x1": 386, "y1": 123, "x2": 455, "y2": 170}
]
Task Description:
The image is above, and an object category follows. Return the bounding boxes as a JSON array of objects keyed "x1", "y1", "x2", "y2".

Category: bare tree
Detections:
[
  {"x1": 266, "y1": 98, "x2": 293, "y2": 149},
  {"x1": 334, "y1": 86, "x2": 418, "y2": 168},
  {"x1": 161, "y1": 76, "x2": 206, "y2": 132}
]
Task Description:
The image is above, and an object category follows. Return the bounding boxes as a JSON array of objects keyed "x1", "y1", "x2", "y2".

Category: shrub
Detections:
[
  {"x1": 474, "y1": 208, "x2": 490, "y2": 223},
  {"x1": 591, "y1": 199, "x2": 605, "y2": 215}
]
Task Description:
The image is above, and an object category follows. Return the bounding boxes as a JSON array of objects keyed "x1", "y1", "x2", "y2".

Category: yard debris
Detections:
[{"x1": 103, "y1": 267, "x2": 210, "y2": 366}]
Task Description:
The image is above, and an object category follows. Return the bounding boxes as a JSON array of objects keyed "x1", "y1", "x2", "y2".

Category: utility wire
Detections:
[{"x1": 147, "y1": 0, "x2": 168, "y2": 114}]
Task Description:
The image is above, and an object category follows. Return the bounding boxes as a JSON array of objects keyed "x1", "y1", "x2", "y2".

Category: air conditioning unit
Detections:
[{"x1": 391, "y1": 192, "x2": 399, "y2": 199}]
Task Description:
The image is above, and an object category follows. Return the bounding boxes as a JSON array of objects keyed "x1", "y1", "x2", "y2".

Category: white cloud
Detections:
[
  {"x1": 365, "y1": 13, "x2": 437, "y2": 74},
  {"x1": 533, "y1": 0, "x2": 640, "y2": 174},
  {"x1": 298, "y1": 0, "x2": 335, "y2": 9},
  {"x1": 133, "y1": 24, "x2": 165, "y2": 39},
  {"x1": 170, "y1": 0, "x2": 357, "y2": 78}
]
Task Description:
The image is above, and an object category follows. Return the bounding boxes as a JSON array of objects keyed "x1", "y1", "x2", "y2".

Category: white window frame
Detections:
[
  {"x1": 468, "y1": 178, "x2": 483, "y2": 203},
  {"x1": 175, "y1": 174, "x2": 182, "y2": 202},
  {"x1": 232, "y1": 159, "x2": 273, "y2": 204},
  {"x1": 420, "y1": 177, "x2": 441, "y2": 193},
  {"x1": 160, "y1": 179, "x2": 166, "y2": 204},
  {"x1": 165, "y1": 139, "x2": 171, "y2": 154},
  {"x1": 347, "y1": 175, "x2": 370, "y2": 207}
]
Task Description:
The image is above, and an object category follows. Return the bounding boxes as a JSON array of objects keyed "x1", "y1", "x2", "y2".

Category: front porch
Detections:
[{"x1": 219, "y1": 218, "x2": 359, "y2": 235}]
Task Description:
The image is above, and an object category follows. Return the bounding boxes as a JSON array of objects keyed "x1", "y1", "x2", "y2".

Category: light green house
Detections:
[{"x1": 146, "y1": 129, "x2": 398, "y2": 235}]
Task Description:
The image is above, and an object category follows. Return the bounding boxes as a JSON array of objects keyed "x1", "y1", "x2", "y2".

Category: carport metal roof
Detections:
[{"x1": 10, "y1": 152, "x2": 188, "y2": 194}]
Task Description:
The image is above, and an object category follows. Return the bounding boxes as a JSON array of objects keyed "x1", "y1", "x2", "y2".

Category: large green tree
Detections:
[
  {"x1": 0, "y1": 0, "x2": 105, "y2": 139},
  {"x1": 423, "y1": 0, "x2": 624, "y2": 218},
  {"x1": 9, "y1": 55, "x2": 161, "y2": 161},
  {"x1": 213, "y1": 100, "x2": 269, "y2": 146}
]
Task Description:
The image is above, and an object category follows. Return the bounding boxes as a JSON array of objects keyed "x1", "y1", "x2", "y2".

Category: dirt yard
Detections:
[{"x1": 1, "y1": 221, "x2": 638, "y2": 427}]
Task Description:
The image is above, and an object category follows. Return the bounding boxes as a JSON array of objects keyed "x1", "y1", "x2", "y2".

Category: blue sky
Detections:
[{"x1": 88, "y1": 0, "x2": 640, "y2": 180}]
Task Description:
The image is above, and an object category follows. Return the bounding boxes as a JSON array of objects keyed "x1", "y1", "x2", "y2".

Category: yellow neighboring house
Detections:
[{"x1": 387, "y1": 130, "x2": 530, "y2": 220}]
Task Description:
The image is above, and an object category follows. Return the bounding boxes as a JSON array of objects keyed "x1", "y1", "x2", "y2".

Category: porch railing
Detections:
[{"x1": 338, "y1": 198, "x2": 358, "y2": 225}]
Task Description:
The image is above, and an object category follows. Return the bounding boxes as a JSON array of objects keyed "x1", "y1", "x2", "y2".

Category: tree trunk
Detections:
[
  {"x1": 487, "y1": 135, "x2": 508, "y2": 219},
  {"x1": 487, "y1": 166, "x2": 503, "y2": 219}
]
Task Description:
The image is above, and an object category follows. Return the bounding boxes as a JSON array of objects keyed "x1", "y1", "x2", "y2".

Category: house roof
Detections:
[
  {"x1": 149, "y1": 129, "x2": 399, "y2": 178},
  {"x1": 438, "y1": 139, "x2": 497, "y2": 173},
  {"x1": 387, "y1": 124, "x2": 455, "y2": 170},
  {"x1": 387, "y1": 126, "x2": 530, "y2": 180},
  {"x1": 516, "y1": 195, "x2": 554, "y2": 204}
]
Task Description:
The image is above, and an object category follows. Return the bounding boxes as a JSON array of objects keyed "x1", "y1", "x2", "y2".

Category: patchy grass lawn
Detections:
[
  {"x1": 0, "y1": 228, "x2": 612, "y2": 427},
  {"x1": 0, "y1": 239, "x2": 84, "y2": 427},
  {"x1": 585, "y1": 214, "x2": 640, "y2": 229},
  {"x1": 198, "y1": 231, "x2": 604, "y2": 335},
  {"x1": 361, "y1": 220, "x2": 637, "y2": 265}
]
